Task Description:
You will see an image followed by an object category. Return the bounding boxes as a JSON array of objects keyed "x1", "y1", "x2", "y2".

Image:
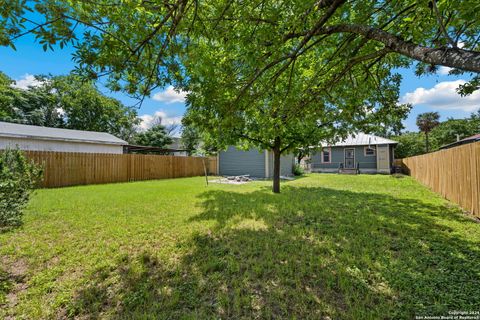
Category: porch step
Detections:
[{"x1": 339, "y1": 168, "x2": 358, "y2": 174}]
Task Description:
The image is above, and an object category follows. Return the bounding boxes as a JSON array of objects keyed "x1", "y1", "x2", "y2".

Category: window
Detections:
[
  {"x1": 322, "y1": 148, "x2": 331, "y2": 163},
  {"x1": 364, "y1": 146, "x2": 376, "y2": 156}
]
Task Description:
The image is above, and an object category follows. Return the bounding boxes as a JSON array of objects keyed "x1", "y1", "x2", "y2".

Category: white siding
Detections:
[{"x1": 0, "y1": 136, "x2": 123, "y2": 154}]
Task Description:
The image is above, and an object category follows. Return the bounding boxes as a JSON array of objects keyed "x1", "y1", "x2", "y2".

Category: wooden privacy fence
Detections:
[
  {"x1": 400, "y1": 141, "x2": 479, "y2": 217},
  {"x1": 24, "y1": 151, "x2": 218, "y2": 188}
]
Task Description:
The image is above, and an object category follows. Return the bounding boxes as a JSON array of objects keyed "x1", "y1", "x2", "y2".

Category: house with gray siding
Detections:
[
  {"x1": 218, "y1": 146, "x2": 294, "y2": 178},
  {"x1": 311, "y1": 133, "x2": 397, "y2": 174}
]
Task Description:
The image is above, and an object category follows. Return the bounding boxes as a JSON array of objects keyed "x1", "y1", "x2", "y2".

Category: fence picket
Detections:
[
  {"x1": 401, "y1": 141, "x2": 480, "y2": 217},
  {"x1": 22, "y1": 151, "x2": 218, "y2": 188}
]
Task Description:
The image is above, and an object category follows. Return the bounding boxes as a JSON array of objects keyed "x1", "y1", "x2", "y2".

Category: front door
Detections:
[
  {"x1": 376, "y1": 145, "x2": 390, "y2": 173},
  {"x1": 344, "y1": 148, "x2": 355, "y2": 169}
]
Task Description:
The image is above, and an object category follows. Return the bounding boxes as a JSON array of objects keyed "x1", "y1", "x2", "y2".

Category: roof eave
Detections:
[
  {"x1": 440, "y1": 137, "x2": 480, "y2": 149},
  {"x1": 320, "y1": 142, "x2": 398, "y2": 147},
  {"x1": 0, "y1": 133, "x2": 127, "y2": 146}
]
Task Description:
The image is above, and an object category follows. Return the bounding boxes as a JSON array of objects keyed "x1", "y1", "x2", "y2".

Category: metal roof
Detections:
[
  {"x1": 0, "y1": 121, "x2": 127, "y2": 145},
  {"x1": 320, "y1": 132, "x2": 398, "y2": 147},
  {"x1": 168, "y1": 137, "x2": 183, "y2": 149},
  {"x1": 439, "y1": 133, "x2": 480, "y2": 150},
  {"x1": 124, "y1": 144, "x2": 186, "y2": 153}
]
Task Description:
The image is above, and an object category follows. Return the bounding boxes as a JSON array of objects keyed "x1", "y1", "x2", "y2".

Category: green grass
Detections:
[{"x1": 0, "y1": 174, "x2": 479, "y2": 319}]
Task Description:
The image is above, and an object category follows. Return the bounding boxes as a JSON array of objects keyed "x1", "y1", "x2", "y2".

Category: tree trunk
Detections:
[
  {"x1": 296, "y1": 151, "x2": 304, "y2": 165},
  {"x1": 272, "y1": 138, "x2": 281, "y2": 194}
]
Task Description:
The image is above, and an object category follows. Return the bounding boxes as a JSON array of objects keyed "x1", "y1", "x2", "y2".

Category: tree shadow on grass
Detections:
[{"x1": 69, "y1": 186, "x2": 480, "y2": 319}]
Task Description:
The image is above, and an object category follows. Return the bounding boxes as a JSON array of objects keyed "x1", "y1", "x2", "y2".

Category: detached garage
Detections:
[
  {"x1": 0, "y1": 121, "x2": 127, "y2": 154},
  {"x1": 218, "y1": 146, "x2": 294, "y2": 178}
]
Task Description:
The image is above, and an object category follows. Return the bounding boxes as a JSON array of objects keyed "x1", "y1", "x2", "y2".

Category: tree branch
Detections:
[
  {"x1": 279, "y1": 120, "x2": 335, "y2": 153},
  {"x1": 329, "y1": 47, "x2": 392, "y2": 85},
  {"x1": 431, "y1": 0, "x2": 456, "y2": 47},
  {"x1": 237, "y1": 132, "x2": 274, "y2": 149},
  {"x1": 315, "y1": 24, "x2": 480, "y2": 73},
  {"x1": 9, "y1": 17, "x2": 63, "y2": 41}
]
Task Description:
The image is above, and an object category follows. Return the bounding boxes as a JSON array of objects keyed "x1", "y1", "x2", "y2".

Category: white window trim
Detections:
[
  {"x1": 321, "y1": 147, "x2": 331, "y2": 164},
  {"x1": 364, "y1": 145, "x2": 376, "y2": 157}
]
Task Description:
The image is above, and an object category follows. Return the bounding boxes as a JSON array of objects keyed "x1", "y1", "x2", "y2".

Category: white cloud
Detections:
[
  {"x1": 138, "y1": 110, "x2": 183, "y2": 134},
  {"x1": 152, "y1": 86, "x2": 187, "y2": 104},
  {"x1": 438, "y1": 66, "x2": 453, "y2": 75},
  {"x1": 11, "y1": 74, "x2": 44, "y2": 89},
  {"x1": 400, "y1": 80, "x2": 480, "y2": 112}
]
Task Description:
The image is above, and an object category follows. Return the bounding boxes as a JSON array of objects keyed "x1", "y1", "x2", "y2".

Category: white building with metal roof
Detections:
[{"x1": 0, "y1": 121, "x2": 127, "y2": 154}]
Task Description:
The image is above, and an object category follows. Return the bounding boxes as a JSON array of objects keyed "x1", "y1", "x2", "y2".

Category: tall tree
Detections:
[
  {"x1": 134, "y1": 124, "x2": 173, "y2": 149},
  {"x1": 369, "y1": 103, "x2": 412, "y2": 137},
  {"x1": 430, "y1": 117, "x2": 479, "y2": 148},
  {"x1": 393, "y1": 111, "x2": 480, "y2": 157},
  {"x1": 416, "y1": 112, "x2": 440, "y2": 152},
  {"x1": 184, "y1": 46, "x2": 404, "y2": 192},
  {"x1": 469, "y1": 109, "x2": 480, "y2": 130},
  {"x1": 2, "y1": 1, "x2": 479, "y2": 85},
  {"x1": 0, "y1": 72, "x2": 63, "y2": 127},
  {"x1": 392, "y1": 132, "x2": 426, "y2": 158},
  {"x1": 47, "y1": 75, "x2": 139, "y2": 141},
  {"x1": 0, "y1": 72, "x2": 16, "y2": 119},
  {"x1": 0, "y1": 73, "x2": 140, "y2": 141},
  {"x1": 3, "y1": 1, "x2": 479, "y2": 191},
  {"x1": 180, "y1": 121, "x2": 201, "y2": 156}
]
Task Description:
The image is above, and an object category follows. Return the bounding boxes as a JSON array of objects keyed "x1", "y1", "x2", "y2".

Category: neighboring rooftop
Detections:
[
  {"x1": 169, "y1": 137, "x2": 183, "y2": 149},
  {"x1": 320, "y1": 133, "x2": 398, "y2": 147},
  {"x1": 0, "y1": 121, "x2": 127, "y2": 145},
  {"x1": 123, "y1": 144, "x2": 186, "y2": 154},
  {"x1": 440, "y1": 133, "x2": 480, "y2": 150}
]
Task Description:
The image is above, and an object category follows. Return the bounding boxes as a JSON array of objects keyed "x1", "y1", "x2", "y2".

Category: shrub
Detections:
[
  {"x1": 293, "y1": 164, "x2": 304, "y2": 176},
  {"x1": 0, "y1": 149, "x2": 42, "y2": 228}
]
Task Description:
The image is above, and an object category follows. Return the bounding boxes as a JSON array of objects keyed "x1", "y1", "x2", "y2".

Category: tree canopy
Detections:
[
  {"x1": 180, "y1": 121, "x2": 201, "y2": 156},
  {"x1": 393, "y1": 132, "x2": 427, "y2": 159},
  {"x1": 46, "y1": 75, "x2": 140, "y2": 141},
  {"x1": 2, "y1": 0, "x2": 479, "y2": 191},
  {"x1": 416, "y1": 112, "x2": 440, "y2": 152},
  {"x1": 182, "y1": 37, "x2": 406, "y2": 191},
  {"x1": 429, "y1": 115, "x2": 479, "y2": 148},
  {"x1": 393, "y1": 110, "x2": 480, "y2": 158},
  {"x1": 2, "y1": 0, "x2": 479, "y2": 90},
  {"x1": 0, "y1": 72, "x2": 62, "y2": 127},
  {"x1": 134, "y1": 123, "x2": 173, "y2": 149},
  {"x1": 0, "y1": 72, "x2": 139, "y2": 142}
]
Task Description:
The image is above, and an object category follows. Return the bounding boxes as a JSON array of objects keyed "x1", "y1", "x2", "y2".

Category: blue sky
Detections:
[{"x1": 1, "y1": 33, "x2": 478, "y2": 133}]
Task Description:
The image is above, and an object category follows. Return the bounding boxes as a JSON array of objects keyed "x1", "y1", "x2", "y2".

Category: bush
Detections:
[
  {"x1": 392, "y1": 132, "x2": 426, "y2": 158},
  {"x1": 0, "y1": 149, "x2": 42, "y2": 228},
  {"x1": 293, "y1": 164, "x2": 304, "y2": 176}
]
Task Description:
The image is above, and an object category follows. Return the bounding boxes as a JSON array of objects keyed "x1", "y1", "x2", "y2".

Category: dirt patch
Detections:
[
  {"x1": 0, "y1": 256, "x2": 29, "y2": 315},
  {"x1": 1, "y1": 257, "x2": 28, "y2": 278}
]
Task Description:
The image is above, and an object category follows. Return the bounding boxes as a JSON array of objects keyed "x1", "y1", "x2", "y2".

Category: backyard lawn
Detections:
[{"x1": 1, "y1": 174, "x2": 479, "y2": 319}]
